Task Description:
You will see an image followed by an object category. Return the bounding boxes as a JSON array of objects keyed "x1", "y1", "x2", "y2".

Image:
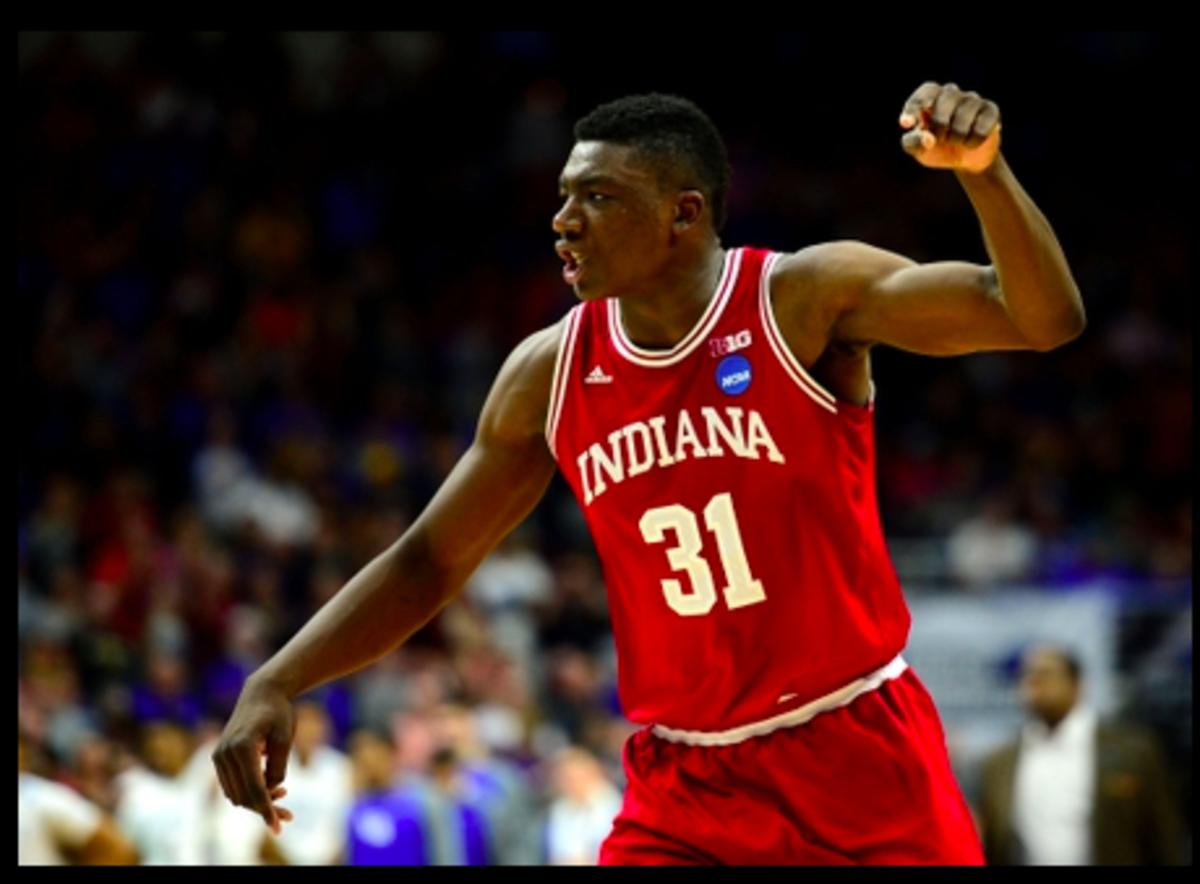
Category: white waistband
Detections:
[{"x1": 650, "y1": 654, "x2": 909, "y2": 747}]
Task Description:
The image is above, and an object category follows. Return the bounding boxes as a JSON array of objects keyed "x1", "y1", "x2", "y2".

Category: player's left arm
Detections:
[{"x1": 779, "y1": 82, "x2": 1086, "y2": 357}]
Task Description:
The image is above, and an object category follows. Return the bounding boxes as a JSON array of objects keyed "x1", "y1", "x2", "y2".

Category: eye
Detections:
[{"x1": 587, "y1": 192, "x2": 611, "y2": 203}]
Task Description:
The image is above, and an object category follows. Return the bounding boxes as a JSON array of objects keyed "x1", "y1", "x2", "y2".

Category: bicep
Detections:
[
  {"x1": 824, "y1": 243, "x2": 1032, "y2": 356},
  {"x1": 414, "y1": 433, "x2": 556, "y2": 582},
  {"x1": 408, "y1": 326, "x2": 559, "y2": 583}
]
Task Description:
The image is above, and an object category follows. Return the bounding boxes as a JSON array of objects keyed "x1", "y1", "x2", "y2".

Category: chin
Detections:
[{"x1": 574, "y1": 280, "x2": 610, "y2": 302}]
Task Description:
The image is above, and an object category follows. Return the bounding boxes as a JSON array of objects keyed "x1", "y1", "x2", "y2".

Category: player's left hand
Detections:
[{"x1": 899, "y1": 82, "x2": 1001, "y2": 174}]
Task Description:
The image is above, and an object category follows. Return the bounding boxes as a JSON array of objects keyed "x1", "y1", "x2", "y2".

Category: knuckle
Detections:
[
  {"x1": 911, "y1": 82, "x2": 938, "y2": 103},
  {"x1": 229, "y1": 735, "x2": 255, "y2": 752}
]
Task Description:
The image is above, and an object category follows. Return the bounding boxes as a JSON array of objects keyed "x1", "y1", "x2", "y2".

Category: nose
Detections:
[{"x1": 552, "y1": 197, "x2": 583, "y2": 237}]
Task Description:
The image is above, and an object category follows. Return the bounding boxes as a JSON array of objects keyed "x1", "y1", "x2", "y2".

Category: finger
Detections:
[
  {"x1": 899, "y1": 81, "x2": 943, "y2": 129},
  {"x1": 264, "y1": 721, "x2": 292, "y2": 790},
  {"x1": 213, "y1": 754, "x2": 236, "y2": 804},
  {"x1": 929, "y1": 83, "x2": 961, "y2": 138},
  {"x1": 901, "y1": 127, "x2": 937, "y2": 156},
  {"x1": 947, "y1": 94, "x2": 986, "y2": 146},
  {"x1": 270, "y1": 786, "x2": 288, "y2": 800},
  {"x1": 222, "y1": 741, "x2": 259, "y2": 808},
  {"x1": 214, "y1": 743, "x2": 252, "y2": 807},
  {"x1": 229, "y1": 738, "x2": 278, "y2": 831},
  {"x1": 964, "y1": 106, "x2": 1001, "y2": 151},
  {"x1": 972, "y1": 102, "x2": 1001, "y2": 139},
  {"x1": 275, "y1": 805, "x2": 294, "y2": 823},
  {"x1": 214, "y1": 754, "x2": 241, "y2": 805}
]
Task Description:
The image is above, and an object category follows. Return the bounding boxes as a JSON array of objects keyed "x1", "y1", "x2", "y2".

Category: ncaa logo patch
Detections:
[{"x1": 716, "y1": 354, "x2": 752, "y2": 396}]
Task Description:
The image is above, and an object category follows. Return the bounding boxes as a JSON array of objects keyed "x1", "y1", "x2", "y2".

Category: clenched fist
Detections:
[{"x1": 899, "y1": 82, "x2": 1001, "y2": 174}]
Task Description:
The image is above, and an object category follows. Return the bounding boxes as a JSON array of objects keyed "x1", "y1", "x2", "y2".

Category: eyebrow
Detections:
[{"x1": 558, "y1": 174, "x2": 622, "y2": 192}]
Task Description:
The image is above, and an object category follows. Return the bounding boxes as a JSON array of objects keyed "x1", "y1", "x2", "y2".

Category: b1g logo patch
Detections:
[{"x1": 716, "y1": 354, "x2": 752, "y2": 396}]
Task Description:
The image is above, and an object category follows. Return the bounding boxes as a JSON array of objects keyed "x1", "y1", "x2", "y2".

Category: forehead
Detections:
[
  {"x1": 1021, "y1": 648, "x2": 1072, "y2": 678},
  {"x1": 559, "y1": 141, "x2": 660, "y2": 189}
]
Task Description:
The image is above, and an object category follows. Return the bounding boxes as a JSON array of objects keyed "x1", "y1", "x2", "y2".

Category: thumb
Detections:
[
  {"x1": 264, "y1": 721, "x2": 292, "y2": 789},
  {"x1": 901, "y1": 127, "x2": 937, "y2": 157}
]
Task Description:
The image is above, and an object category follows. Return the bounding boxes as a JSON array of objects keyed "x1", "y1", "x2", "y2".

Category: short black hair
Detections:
[
  {"x1": 1025, "y1": 644, "x2": 1083, "y2": 684},
  {"x1": 574, "y1": 93, "x2": 732, "y2": 232},
  {"x1": 1054, "y1": 647, "x2": 1083, "y2": 684}
]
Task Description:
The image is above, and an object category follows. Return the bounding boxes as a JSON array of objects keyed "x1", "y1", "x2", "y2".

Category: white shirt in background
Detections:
[
  {"x1": 18, "y1": 773, "x2": 103, "y2": 865},
  {"x1": 184, "y1": 739, "x2": 270, "y2": 864},
  {"x1": 1012, "y1": 704, "x2": 1097, "y2": 865},
  {"x1": 269, "y1": 746, "x2": 353, "y2": 865},
  {"x1": 114, "y1": 765, "x2": 205, "y2": 865},
  {"x1": 545, "y1": 780, "x2": 623, "y2": 866}
]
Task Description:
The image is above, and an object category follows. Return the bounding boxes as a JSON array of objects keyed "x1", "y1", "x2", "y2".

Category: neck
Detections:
[
  {"x1": 617, "y1": 239, "x2": 725, "y2": 349},
  {"x1": 1037, "y1": 704, "x2": 1077, "y2": 733}
]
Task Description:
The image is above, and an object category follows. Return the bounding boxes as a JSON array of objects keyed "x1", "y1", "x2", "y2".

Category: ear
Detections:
[{"x1": 672, "y1": 190, "x2": 706, "y2": 232}]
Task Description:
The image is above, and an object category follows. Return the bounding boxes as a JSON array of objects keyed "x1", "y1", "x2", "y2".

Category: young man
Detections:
[
  {"x1": 213, "y1": 83, "x2": 1085, "y2": 864},
  {"x1": 978, "y1": 645, "x2": 1183, "y2": 865}
]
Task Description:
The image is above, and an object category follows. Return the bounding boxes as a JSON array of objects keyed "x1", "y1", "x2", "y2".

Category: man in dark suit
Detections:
[{"x1": 978, "y1": 644, "x2": 1183, "y2": 865}]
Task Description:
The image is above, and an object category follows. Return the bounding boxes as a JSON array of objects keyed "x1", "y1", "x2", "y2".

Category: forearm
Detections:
[
  {"x1": 957, "y1": 153, "x2": 1085, "y2": 348},
  {"x1": 251, "y1": 530, "x2": 455, "y2": 699},
  {"x1": 73, "y1": 818, "x2": 139, "y2": 865}
]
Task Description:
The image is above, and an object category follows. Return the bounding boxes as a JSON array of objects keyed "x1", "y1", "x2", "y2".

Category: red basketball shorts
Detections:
[{"x1": 599, "y1": 667, "x2": 984, "y2": 865}]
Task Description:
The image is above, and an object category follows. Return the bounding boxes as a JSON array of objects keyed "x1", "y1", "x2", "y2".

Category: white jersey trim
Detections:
[
  {"x1": 608, "y1": 248, "x2": 740, "y2": 368},
  {"x1": 545, "y1": 305, "x2": 584, "y2": 460},
  {"x1": 650, "y1": 654, "x2": 909, "y2": 747},
  {"x1": 758, "y1": 251, "x2": 840, "y2": 414}
]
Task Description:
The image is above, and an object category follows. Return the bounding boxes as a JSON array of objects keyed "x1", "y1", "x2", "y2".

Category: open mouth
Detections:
[{"x1": 559, "y1": 250, "x2": 584, "y2": 285}]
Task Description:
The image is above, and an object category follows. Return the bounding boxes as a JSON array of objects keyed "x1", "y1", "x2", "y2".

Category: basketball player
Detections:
[{"x1": 213, "y1": 82, "x2": 1085, "y2": 864}]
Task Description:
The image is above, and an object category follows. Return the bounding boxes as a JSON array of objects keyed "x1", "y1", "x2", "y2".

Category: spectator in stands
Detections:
[
  {"x1": 429, "y1": 702, "x2": 539, "y2": 864},
  {"x1": 267, "y1": 699, "x2": 353, "y2": 865},
  {"x1": 345, "y1": 726, "x2": 426, "y2": 865},
  {"x1": 978, "y1": 644, "x2": 1184, "y2": 864},
  {"x1": 19, "y1": 730, "x2": 138, "y2": 865},
  {"x1": 113, "y1": 719, "x2": 206, "y2": 864},
  {"x1": 543, "y1": 746, "x2": 622, "y2": 865}
]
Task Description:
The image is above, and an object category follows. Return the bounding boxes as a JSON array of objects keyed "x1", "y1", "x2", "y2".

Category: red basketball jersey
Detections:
[{"x1": 545, "y1": 246, "x2": 911, "y2": 732}]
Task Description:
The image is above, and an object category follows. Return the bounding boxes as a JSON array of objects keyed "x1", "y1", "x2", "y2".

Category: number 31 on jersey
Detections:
[{"x1": 638, "y1": 492, "x2": 767, "y2": 616}]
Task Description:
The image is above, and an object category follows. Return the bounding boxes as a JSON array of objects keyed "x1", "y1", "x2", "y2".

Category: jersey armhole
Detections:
[
  {"x1": 759, "y1": 253, "x2": 879, "y2": 413},
  {"x1": 544, "y1": 305, "x2": 584, "y2": 461},
  {"x1": 758, "y1": 252, "x2": 841, "y2": 414}
]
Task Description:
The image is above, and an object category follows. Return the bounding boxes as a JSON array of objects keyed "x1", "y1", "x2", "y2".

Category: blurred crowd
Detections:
[{"x1": 18, "y1": 32, "x2": 1190, "y2": 864}]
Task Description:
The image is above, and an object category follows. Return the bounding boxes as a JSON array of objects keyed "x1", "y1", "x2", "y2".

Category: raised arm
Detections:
[
  {"x1": 774, "y1": 82, "x2": 1085, "y2": 357},
  {"x1": 212, "y1": 320, "x2": 562, "y2": 832}
]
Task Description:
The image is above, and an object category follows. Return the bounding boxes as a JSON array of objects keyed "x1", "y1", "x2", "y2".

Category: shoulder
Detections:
[
  {"x1": 1098, "y1": 720, "x2": 1165, "y2": 758},
  {"x1": 770, "y1": 240, "x2": 917, "y2": 310},
  {"x1": 495, "y1": 317, "x2": 570, "y2": 406},
  {"x1": 478, "y1": 315, "x2": 572, "y2": 446},
  {"x1": 20, "y1": 774, "x2": 101, "y2": 827},
  {"x1": 507, "y1": 317, "x2": 568, "y2": 378}
]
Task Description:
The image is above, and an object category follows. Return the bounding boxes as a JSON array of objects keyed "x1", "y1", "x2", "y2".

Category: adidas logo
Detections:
[{"x1": 584, "y1": 365, "x2": 614, "y2": 385}]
